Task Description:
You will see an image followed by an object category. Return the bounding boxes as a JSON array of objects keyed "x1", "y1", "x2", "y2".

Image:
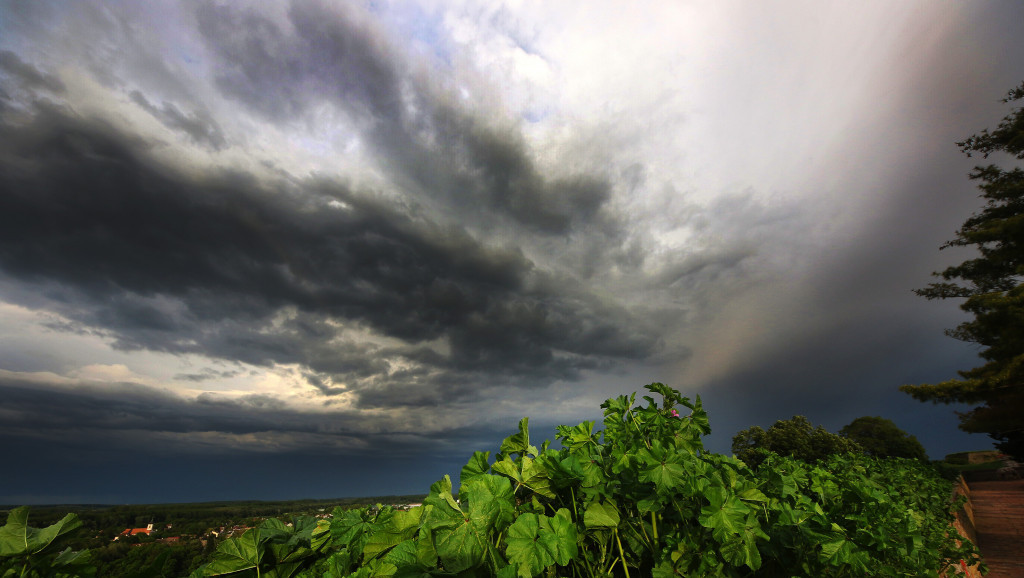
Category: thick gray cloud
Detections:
[
  {"x1": 0, "y1": 101, "x2": 657, "y2": 408},
  {"x1": 0, "y1": 371, "x2": 384, "y2": 448},
  {"x1": 0, "y1": 369, "x2": 518, "y2": 502},
  {"x1": 195, "y1": 0, "x2": 612, "y2": 235}
]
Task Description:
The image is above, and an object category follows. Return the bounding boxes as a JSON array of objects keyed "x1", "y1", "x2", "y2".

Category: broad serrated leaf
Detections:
[
  {"x1": 423, "y1": 486, "x2": 486, "y2": 573},
  {"x1": 538, "y1": 452, "x2": 585, "y2": 490},
  {"x1": 431, "y1": 517, "x2": 485, "y2": 573},
  {"x1": 413, "y1": 525, "x2": 437, "y2": 569},
  {"x1": 820, "y1": 534, "x2": 854, "y2": 566},
  {"x1": 547, "y1": 509, "x2": 578, "y2": 565},
  {"x1": 381, "y1": 539, "x2": 418, "y2": 567},
  {"x1": 330, "y1": 508, "x2": 375, "y2": 555},
  {"x1": 640, "y1": 461, "x2": 686, "y2": 493},
  {"x1": 737, "y1": 488, "x2": 769, "y2": 503},
  {"x1": 461, "y1": 451, "x2": 492, "y2": 486},
  {"x1": 492, "y1": 456, "x2": 555, "y2": 498},
  {"x1": 557, "y1": 421, "x2": 596, "y2": 452},
  {"x1": 687, "y1": 395, "x2": 711, "y2": 435},
  {"x1": 200, "y1": 529, "x2": 263, "y2": 575},
  {"x1": 637, "y1": 444, "x2": 686, "y2": 492},
  {"x1": 461, "y1": 475, "x2": 515, "y2": 532},
  {"x1": 583, "y1": 501, "x2": 620, "y2": 529},
  {"x1": 429, "y1": 475, "x2": 453, "y2": 497},
  {"x1": 50, "y1": 546, "x2": 94, "y2": 572},
  {"x1": 499, "y1": 418, "x2": 538, "y2": 458},
  {"x1": 719, "y1": 534, "x2": 761, "y2": 571},
  {"x1": 0, "y1": 507, "x2": 83, "y2": 557},
  {"x1": 363, "y1": 508, "x2": 422, "y2": 559},
  {"x1": 504, "y1": 511, "x2": 577, "y2": 578},
  {"x1": 699, "y1": 494, "x2": 750, "y2": 542}
]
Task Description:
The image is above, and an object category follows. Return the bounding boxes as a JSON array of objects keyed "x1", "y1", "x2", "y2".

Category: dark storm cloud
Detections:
[
  {"x1": 0, "y1": 369, "x2": 536, "y2": 469},
  {"x1": 0, "y1": 374, "x2": 263, "y2": 436},
  {"x1": 194, "y1": 0, "x2": 611, "y2": 234},
  {"x1": 0, "y1": 102, "x2": 657, "y2": 405},
  {"x1": 0, "y1": 371, "x2": 427, "y2": 456},
  {"x1": 129, "y1": 90, "x2": 227, "y2": 150},
  {"x1": 0, "y1": 366, "x2": 525, "y2": 503},
  {"x1": 173, "y1": 367, "x2": 248, "y2": 383}
]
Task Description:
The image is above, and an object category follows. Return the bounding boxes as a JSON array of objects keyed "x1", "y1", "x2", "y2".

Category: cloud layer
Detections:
[{"x1": 2, "y1": 0, "x2": 1023, "y2": 503}]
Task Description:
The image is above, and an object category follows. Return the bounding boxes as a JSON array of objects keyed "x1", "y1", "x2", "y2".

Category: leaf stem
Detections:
[{"x1": 614, "y1": 528, "x2": 631, "y2": 578}]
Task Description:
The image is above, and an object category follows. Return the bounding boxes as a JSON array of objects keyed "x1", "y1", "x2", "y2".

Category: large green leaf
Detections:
[
  {"x1": 381, "y1": 539, "x2": 418, "y2": 568},
  {"x1": 311, "y1": 519, "x2": 332, "y2": 552},
  {"x1": 583, "y1": 501, "x2": 620, "y2": 530},
  {"x1": 736, "y1": 487, "x2": 769, "y2": 504},
  {"x1": 423, "y1": 481, "x2": 487, "y2": 573},
  {"x1": 537, "y1": 452, "x2": 585, "y2": 490},
  {"x1": 719, "y1": 534, "x2": 760, "y2": 571},
  {"x1": 198, "y1": 518, "x2": 315, "y2": 577},
  {"x1": 461, "y1": 475, "x2": 515, "y2": 532},
  {"x1": 499, "y1": 418, "x2": 538, "y2": 458},
  {"x1": 601, "y1": 394, "x2": 634, "y2": 422},
  {"x1": 637, "y1": 442, "x2": 686, "y2": 493},
  {"x1": 504, "y1": 510, "x2": 577, "y2": 578},
  {"x1": 556, "y1": 421, "x2": 597, "y2": 452},
  {"x1": 50, "y1": 547, "x2": 96, "y2": 575},
  {"x1": 685, "y1": 395, "x2": 711, "y2": 435},
  {"x1": 461, "y1": 451, "x2": 492, "y2": 486},
  {"x1": 820, "y1": 525, "x2": 855, "y2": 567},
  {"x1": 330, "y1": 507, "x2": 376, "y2": 553},
  {"x1": 720, "y1": 513, "x2": 768, "y2": 571},
  {"x1": 200, "y1": 529, "x2": 263, "y2": 575},
  {"x1": 698, "y1": 487, "x2": 751, "y2": 542},
  {"x1": 430, "y1": 514, "x2": 485, "y2": 573},
  {"x1": 491, "y1": 456, "x2": 555, "y2": 499},
  {"x1": 363, "y1": 508, "x2": 422, "y2": 559},
  {"x1": 0, "y1": 507, "x2": 83, "y2": 557}
]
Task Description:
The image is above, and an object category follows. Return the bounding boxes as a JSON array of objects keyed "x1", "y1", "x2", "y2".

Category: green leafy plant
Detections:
[
  {"x1": 0, "y1": 507, "x2": 94, "y2": 578},
  {"x1": 5, "y1": 383, "x2": 985, "y2": 577},
  {"x1": 188, "y1": 516, "x2": 327, "y2": 578},
  {"x1": 277, "y1": 383, "x2": 982, "y2": 577}
]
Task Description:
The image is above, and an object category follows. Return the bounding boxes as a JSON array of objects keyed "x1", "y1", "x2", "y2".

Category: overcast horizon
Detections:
[{"x1": 2, "y1": 0, "x2": 1024, "y2": 505}]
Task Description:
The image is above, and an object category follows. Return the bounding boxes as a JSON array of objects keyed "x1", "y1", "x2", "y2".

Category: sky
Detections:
[{"x1": 1, "y1": 0, "x2": 1023, "y2": 505}]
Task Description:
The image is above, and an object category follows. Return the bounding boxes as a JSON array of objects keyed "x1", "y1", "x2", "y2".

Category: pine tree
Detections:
[{"x1": 901, "y1": 81, "x2": 1024, "y2": 458}]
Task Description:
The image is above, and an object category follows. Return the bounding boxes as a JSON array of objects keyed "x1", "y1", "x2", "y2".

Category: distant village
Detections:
[{"x1": 112, "y1": 501, "x2": 424, "y2": 546}]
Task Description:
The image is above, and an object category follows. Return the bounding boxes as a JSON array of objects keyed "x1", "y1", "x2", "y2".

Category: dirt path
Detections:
[{"x1": 968, "y1": 478, "x2": 1024, "y2": 577}]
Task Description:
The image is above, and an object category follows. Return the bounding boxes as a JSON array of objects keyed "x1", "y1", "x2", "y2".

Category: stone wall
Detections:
[{"x1": 947, "y1": 475, "x2": 983, "y2": 578}]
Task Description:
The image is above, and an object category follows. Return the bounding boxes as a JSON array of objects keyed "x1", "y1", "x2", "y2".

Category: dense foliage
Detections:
[
  {"x1": 839, "y1": 416, "x2": 928, "y2": 461},
  {"x1": 4, "y1": 384, "x2": 982, "y2": 576},
  {"x1": 902, "y1": 81, "x2": 1024, "y2": 458},
  {"x1": 184, "y1": 383, "x2": 980, "y2": 577},
  {"x1": 730, "y1": 415, "x2": 861, "y2": 469}
]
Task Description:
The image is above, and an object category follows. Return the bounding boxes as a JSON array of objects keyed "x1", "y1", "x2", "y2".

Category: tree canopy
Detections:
[
  {"x1": 900, "y1": 81, "x2": 1024, "y2": 458},
  {"x1": 731, "y1": 415, "x2": 861, "y2": 468},
  {"x1": 839, "y1": 416, "x2": 928, "y2": 461}
]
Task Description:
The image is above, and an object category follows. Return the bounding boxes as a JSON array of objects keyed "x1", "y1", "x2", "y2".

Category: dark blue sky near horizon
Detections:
[{"x1": 2, "y1": 0, "x2": 1024, "y2": 505}]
